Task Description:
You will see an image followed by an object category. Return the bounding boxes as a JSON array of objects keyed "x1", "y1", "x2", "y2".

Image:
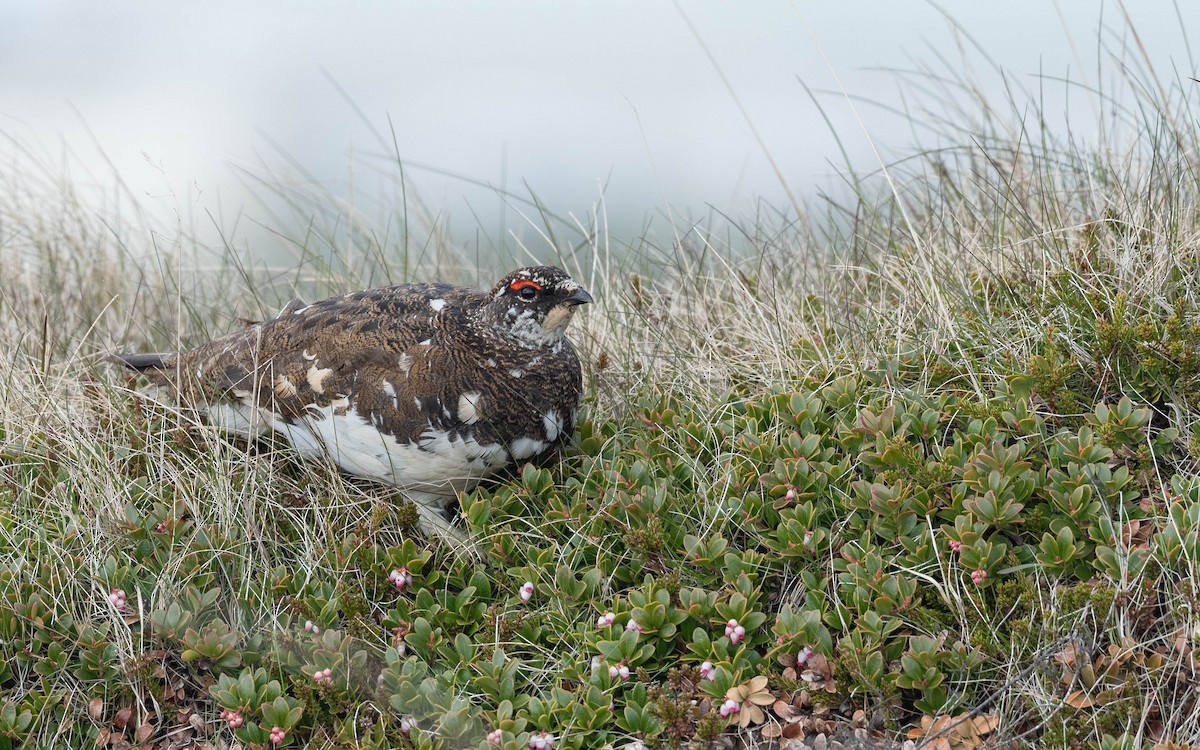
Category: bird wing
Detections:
[{"x1": 178, "y1": 283, "x2": 491, "y2": 444}]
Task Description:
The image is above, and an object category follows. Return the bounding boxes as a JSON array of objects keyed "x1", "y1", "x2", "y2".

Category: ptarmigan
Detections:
[{"x1": 114, "y1": 265, "x2": 592, "y2": 541}]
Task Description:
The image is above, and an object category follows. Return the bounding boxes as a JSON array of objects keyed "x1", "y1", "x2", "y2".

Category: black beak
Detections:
[{"x1": 564, "y1": 287, "x2": 594, "y2": 306}]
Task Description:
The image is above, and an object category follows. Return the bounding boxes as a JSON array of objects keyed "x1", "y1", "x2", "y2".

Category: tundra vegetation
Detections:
[{"x1": 1, "y1": 27, "x2": 1199, "y2": 750}]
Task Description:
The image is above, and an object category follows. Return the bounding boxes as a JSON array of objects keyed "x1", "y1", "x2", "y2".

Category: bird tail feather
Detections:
[{"x1": 110, "y1": 352, "x2": 175, "y2": 372}]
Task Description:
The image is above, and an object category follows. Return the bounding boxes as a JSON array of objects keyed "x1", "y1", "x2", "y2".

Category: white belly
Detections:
[{"x1": 205, "y1": 401, "x2": 511, "y2": 493}]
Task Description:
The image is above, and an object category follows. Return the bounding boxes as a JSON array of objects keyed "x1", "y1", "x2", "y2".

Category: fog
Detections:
[{"x1": 3, "y1": 1, "x2": 1196, "y2": 258}]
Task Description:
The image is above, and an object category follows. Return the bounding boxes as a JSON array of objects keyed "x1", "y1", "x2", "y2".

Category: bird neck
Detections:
[{"x1": 479, "y1": 303, "x2": 569, "y2": 350}]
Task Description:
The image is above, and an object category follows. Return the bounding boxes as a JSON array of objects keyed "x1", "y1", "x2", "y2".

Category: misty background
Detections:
[{"x1": 3, "y1": 1, "x2": 1197, "y2": 268}]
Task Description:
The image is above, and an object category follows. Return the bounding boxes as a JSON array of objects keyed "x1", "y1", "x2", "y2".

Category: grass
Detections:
[{"x1": 4, "y1": 20, "x2": 1200, "y2": 750}]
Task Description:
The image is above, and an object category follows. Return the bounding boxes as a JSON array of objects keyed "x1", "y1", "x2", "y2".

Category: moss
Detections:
[{"x1": 1057, "y1": 580, "x2": 1116, "y2": 619}]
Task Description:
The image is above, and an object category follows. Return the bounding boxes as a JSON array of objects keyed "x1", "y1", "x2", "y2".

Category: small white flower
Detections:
[
  {"x1": 719, "y1": 698, "x2": 741, "y2": 717},
  {"x1": 625, "y1": 618, "x2": 642, "y2": 633},
  {"x1": 609, "y1": 662, "x2": 631, "y2": 681},
  {"x1": 519, "y1": 581, "x2": 534, "y2": 602},
  {"x1": 796, "y1": 646, "x2": 814, "y2": 665},
  {"x1": 597, "y1": 611, "x2": 616, "y2": 627},
  {"x1": 528, "y1": 731, "x2": 556, "y2": 749},
  {"x1": 699, "y1": 661, "x2": 715, "y2": 680}
]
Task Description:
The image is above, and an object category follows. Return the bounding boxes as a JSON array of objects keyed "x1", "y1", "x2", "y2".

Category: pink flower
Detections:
[
  {"x1": 313, "y1": 667, "x2": 333, "y2": 685},
  {"x1": 719, "y1": 698, "x2": 741, "y2": 717},
  {"x1": 487, "y1": 729, "x2": 503, "y2": 744},
  {"x1": 519, "y1": 581, "x2": 534, "y2": 602},
  {"x1": 606, "y1": 662, "x2": 630, "y2": 681},
  {"x1": 219, "y1": 708, "x2": 244, "y2": 729},
  {"x1": 724, "y1": 619, "x2": 746, "y2": 644},
  {"x1": 304, "y1": 620, "x2": 320, "y2": 635},
  {"x1": 528, "y1": 730, "x2": 557, "y2": 749},
  {"x1": 948, "y1": 540, "x2": 962, "y2": 552},
  {"x1": 389, "y1": 567, "x2": 413, "y2": 591},
  {"x1": 399, "y1": 716, "x2": 416, "y2": 736},
  {"x1": 699, "y1": 661, "x2": 715, "y2": 681},
  {"x1": 784, "y1": 488, "x2": 796, "y2": 502},
  {"x1": 796, "y1": 646, "x2": 814, "y2": 665},
  {"x1": 596, "y1": 611, "x2": 616, "y2": 627},
  {"x1": 625, "y1": 618, "x2": 642, "y2": 633},
  {"x1": 971, "y1": 568, "x2": 988, "y2": 585},
  {"x1": 268, "y1": 726, "x2": 285, "y2": 745},
  {"x1": 108, "y1": 588, "x2": 127, "y2": 612}
]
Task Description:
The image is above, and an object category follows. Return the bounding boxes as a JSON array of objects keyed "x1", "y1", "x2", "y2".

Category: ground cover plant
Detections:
[{"x1": 4, "y1": 25, "x2": 1200, "y2": 750}]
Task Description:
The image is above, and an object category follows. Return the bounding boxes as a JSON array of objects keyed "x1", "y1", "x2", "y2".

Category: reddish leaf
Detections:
[
  {"x1": 113, "y1": 707, "x2": 133, "y2": 730},
  {"x1": 782, "y1": 722, "x2": 804, "y2": 739}
]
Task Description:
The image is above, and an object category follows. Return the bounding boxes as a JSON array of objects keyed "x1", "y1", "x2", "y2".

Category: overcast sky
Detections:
[{"x1": 2, "y1": 1, "x2": 1197, "y2": 254}]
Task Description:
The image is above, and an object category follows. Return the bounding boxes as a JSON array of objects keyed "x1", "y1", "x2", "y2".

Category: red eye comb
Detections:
[{"x1": 509, "y1": 279, "x2": 543, "y2": 292}]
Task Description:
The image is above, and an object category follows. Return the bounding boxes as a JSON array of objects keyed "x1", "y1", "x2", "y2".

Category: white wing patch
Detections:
[
  {"x1": 457, "y1": 391, "x2": 483, "y2": 424},
  {"x1": 429, "y1": 298, "x2": 446, "y2": 312},
  {"x1": 306, "y1": 365, "x2": 333, "y2": 393},
  {"x1": 542, "y1": 410, "x2": 563, "y2": 442},
  {"x1": 510, "y1": 436, "x2": 548, "y2": 460},
  {"x1": 204, "y1": 402, "x2": 275, "y2": 438}
]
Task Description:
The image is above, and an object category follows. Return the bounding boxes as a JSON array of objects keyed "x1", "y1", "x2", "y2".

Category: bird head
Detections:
[{"x1": 487, "y1": 266, "x2": 593, "y2": 346}]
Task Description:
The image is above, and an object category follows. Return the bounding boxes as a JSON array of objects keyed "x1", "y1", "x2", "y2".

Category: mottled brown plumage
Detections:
[{"x1": 114, "y1": 266, "x2": 592, "y2": 541}]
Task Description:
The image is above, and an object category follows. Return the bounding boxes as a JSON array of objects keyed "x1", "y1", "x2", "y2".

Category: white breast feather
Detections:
[{"x1": 275, "y1": 405, "x2": 509, "y2": 493}]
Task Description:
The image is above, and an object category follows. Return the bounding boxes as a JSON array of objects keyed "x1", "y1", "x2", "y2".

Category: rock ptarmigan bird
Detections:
[{"x1": 114, "y1": 265, "x2": 592, "y2": 541}]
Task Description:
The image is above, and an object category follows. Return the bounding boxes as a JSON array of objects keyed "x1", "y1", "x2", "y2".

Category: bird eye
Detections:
[{"x1": 509, "y1": 279, "x2": 543, "y2": 300}]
